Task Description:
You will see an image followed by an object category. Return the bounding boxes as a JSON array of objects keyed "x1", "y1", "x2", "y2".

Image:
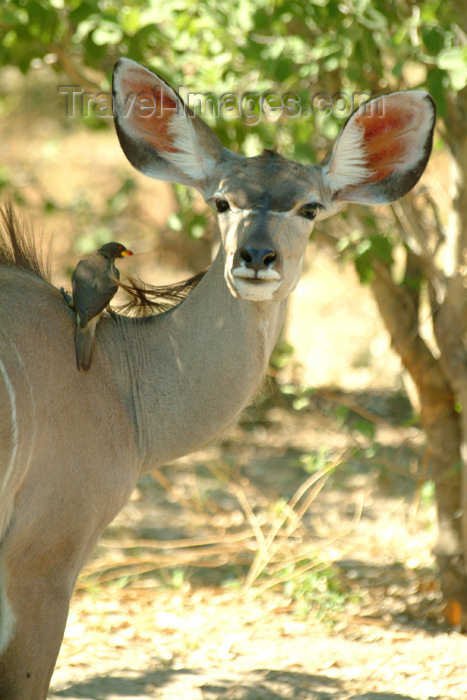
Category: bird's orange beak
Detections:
[{"x1": 121, "y1": 250, "x2": 134, "y2": 256}]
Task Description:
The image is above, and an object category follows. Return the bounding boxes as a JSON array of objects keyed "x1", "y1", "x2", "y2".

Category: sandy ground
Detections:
[{"x1": 48, "y1": 402, "x2": 467, "y2": 700}]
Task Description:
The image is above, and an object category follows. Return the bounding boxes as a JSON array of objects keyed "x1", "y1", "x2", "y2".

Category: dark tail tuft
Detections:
[
  {"x1": 116, "y1": 270, "x2": 206, "y2": 317},
  {"x1": 0, "y1": 202, "x2": 51, "y2": 281}
]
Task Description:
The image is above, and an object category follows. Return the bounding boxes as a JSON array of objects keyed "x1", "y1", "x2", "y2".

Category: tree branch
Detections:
[{"x1": 51, "y1": 44, "x2": 103, "y2": 93}]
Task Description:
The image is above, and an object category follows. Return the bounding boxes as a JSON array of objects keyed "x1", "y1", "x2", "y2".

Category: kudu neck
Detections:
[{"x1": 125, "y1": 248, "x2": 287, "y2": 472}]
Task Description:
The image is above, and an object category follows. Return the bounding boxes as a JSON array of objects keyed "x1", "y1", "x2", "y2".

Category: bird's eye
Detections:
[
  {"x1": 299, "y1": 203, "x2": 320, "y2": 220},
  {"x1": 215, "y1": 198, "x2": 230, "y2": 213}
]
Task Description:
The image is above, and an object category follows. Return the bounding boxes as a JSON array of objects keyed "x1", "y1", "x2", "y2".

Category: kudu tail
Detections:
[{"x1": 0, "y1": 202, "x2": 50, "y2": 281}]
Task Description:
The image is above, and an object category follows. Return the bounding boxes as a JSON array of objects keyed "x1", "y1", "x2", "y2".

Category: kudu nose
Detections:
[{"x1": 240, "y1": 245, "x2": 278, "y2": 272}]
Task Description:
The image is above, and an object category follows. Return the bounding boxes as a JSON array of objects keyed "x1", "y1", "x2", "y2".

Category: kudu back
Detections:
[{"x1": 0, "y1": 57, "x2": 435, "y2": 698}]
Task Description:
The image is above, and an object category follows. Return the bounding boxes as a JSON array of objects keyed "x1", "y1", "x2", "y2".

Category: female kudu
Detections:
[{"x1": 0, "y1": 58, "x2": 435, "y2": 698}]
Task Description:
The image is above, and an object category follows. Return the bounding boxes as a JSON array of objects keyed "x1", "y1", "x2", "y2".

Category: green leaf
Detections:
[
  {"x1": 353, "y1": 419, "x2": 376, "y2": 440},
  {"x1": 425, "y1": 67, "x2": 449, "y2": 116},
  {"x1": 27, "y1": 1, "x2": 51, "y2": 26},
  {"x1": 368, "y1": 234, "x2": 393, "y2": 265},
  {"x1": 436, "y1": 46, "x2": 467, "y2": 90},
  {"x1": 421, "y1": 25, "x2": 447, "y2": 55},
  {"x1": 84, "y1": 32, "x2": 107, "y2": 66},
  {"x1": 252, "y1": 8, "x2": 270, "y2": 29},
  {"x1": 69, "y1": 3, "x2": 97, "y2": 25},
  {"x1": 275, "y1": 57, "x2": 294, "y2": 82},
  {"x1": 0, "y1": 7, "x2": 26, "y2": 26},
  {"x1": 187, "y1": 213, "x2": 208, "y2": 238},
  {"x1": 0, "y1": 166, "x2": 11, "y2": 189},
  {"x1": 355, "y1": 253, "x2": 375, "y2": 284},
  {"x1": 168, "y1": 214, "x2": 183, "y2": 231},
  {"x1": 436, "y1": 45, "x2": 467, "y2": 71},
  {"x1": 92, "y1": 23, "x2": 123, "y2": 46},
  {"x1": 420, "y1": 479, "x2": 435, "y2": 507}
]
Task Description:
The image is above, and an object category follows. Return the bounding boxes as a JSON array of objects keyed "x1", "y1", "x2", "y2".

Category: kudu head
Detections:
[{"x1": 113, "y1": 59, "x2": 435, "y2": 302}]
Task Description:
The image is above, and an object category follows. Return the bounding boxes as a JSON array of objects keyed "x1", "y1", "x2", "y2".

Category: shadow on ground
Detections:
[
  {"x1": 51, "y1": 667, "x2": 424, "y2": 700},
  {"x1": 51, "y1": 667, "x2": 196, "y2": 698}
]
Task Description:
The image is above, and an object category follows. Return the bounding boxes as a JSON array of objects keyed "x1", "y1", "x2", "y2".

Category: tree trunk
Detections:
[
  {"x1": 370, "y1": 262, "x2": 467, "y2": 627},
  {"x1": 346, "y1": 83, "x2": 467, "y2": 624},
  {"x1": 432, "y1": 85, "x2": 467, "y2": 625}
]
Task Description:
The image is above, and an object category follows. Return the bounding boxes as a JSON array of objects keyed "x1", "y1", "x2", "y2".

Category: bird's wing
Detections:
[
  {"x1": 85, "y1": 275, "x2": 118, "y2": 320},
  {"x1": 72, "y1": 259, "x2": 118, "y2": 323}
]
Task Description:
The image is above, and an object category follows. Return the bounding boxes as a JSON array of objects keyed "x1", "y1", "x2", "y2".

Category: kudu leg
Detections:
[
  {"x1": 0, "y1": 488, "x2": 103, "y2": 700},
  {"x1": 0, "y1": 454, "x2": 132, "y2": 699},
  {"x1": 0, "y1": 556, "x2": 75, "y2": 700}
]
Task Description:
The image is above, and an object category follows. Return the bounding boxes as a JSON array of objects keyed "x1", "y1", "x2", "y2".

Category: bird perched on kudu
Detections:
[{"x1": 71, "y1": 242, "x2": 133, "y2": 371}]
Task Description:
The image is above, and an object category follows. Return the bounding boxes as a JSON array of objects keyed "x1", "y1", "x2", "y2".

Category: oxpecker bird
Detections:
[{"x1": 72, "y1": 242, "x2": 133, "y2": 370}]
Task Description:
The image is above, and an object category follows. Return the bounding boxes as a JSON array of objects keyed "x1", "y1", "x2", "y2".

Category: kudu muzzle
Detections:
[
  {"x1": 237, "y1": 236, "x2": 281, "y2": 274},
  {"x1": 232, "y1": 212, "x2": 283, "y2": 280}
]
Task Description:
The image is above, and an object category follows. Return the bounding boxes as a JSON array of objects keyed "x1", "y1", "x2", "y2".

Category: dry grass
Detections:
[{"x1": 77, "y1": 454, "x2": 354, "y2": 597}]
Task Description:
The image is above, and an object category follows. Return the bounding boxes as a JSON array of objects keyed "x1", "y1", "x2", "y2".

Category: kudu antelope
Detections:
[{"x1": 0, "y1": 58, "x2": 435, "y2": 698}]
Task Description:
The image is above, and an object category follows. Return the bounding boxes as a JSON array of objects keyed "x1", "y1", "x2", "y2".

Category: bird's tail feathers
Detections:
[{"x1": 75, "y1": 317, "x2": 98, "y2": 371}]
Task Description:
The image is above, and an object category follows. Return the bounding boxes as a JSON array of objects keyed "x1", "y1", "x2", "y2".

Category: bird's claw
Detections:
[{"x1": 60, "y1": 287, "x2": 73, "y2": 306}]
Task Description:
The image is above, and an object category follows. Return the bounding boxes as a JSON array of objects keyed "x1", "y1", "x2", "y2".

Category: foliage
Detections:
[
  {"x1": 281, "y1": 562, "x2": 355, "y2": 620},
  {"x1": 1, "y1": 0, "x2": 464, "y2": 247},
  {"x1": 0, "y1": 0, "x2": 463, "y2": 232},
  {"x1": 168, "y1": 185, "x2": 208, "y2": 240},
  {"x1": 2, "y1": 0, "x2": 465, "y2": 136}
]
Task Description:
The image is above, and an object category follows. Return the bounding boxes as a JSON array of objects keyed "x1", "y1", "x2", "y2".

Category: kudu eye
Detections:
[
  {"x1": 215, "y1": 198, "x2": 230, "y2": 213},
  {"x1": 299, "y1": 203, "x2": 319, "y2": 220}
]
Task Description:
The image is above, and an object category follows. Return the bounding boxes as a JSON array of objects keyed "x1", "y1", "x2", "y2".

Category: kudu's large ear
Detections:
[
  {"x1": 321, "y1": 91, "x2": 436, "y2": 205},
  {"x1": 112, "y1": 58, "x2": 223, "y2": 193}
]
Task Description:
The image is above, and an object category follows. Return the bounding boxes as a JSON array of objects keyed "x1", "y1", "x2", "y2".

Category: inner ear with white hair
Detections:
[
  {"x1": 321, "y1": 91, "x2": 436, "y2": 205},
  {"x1": 112, "y1": 58, "x2": 225, "y2": 194}
]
